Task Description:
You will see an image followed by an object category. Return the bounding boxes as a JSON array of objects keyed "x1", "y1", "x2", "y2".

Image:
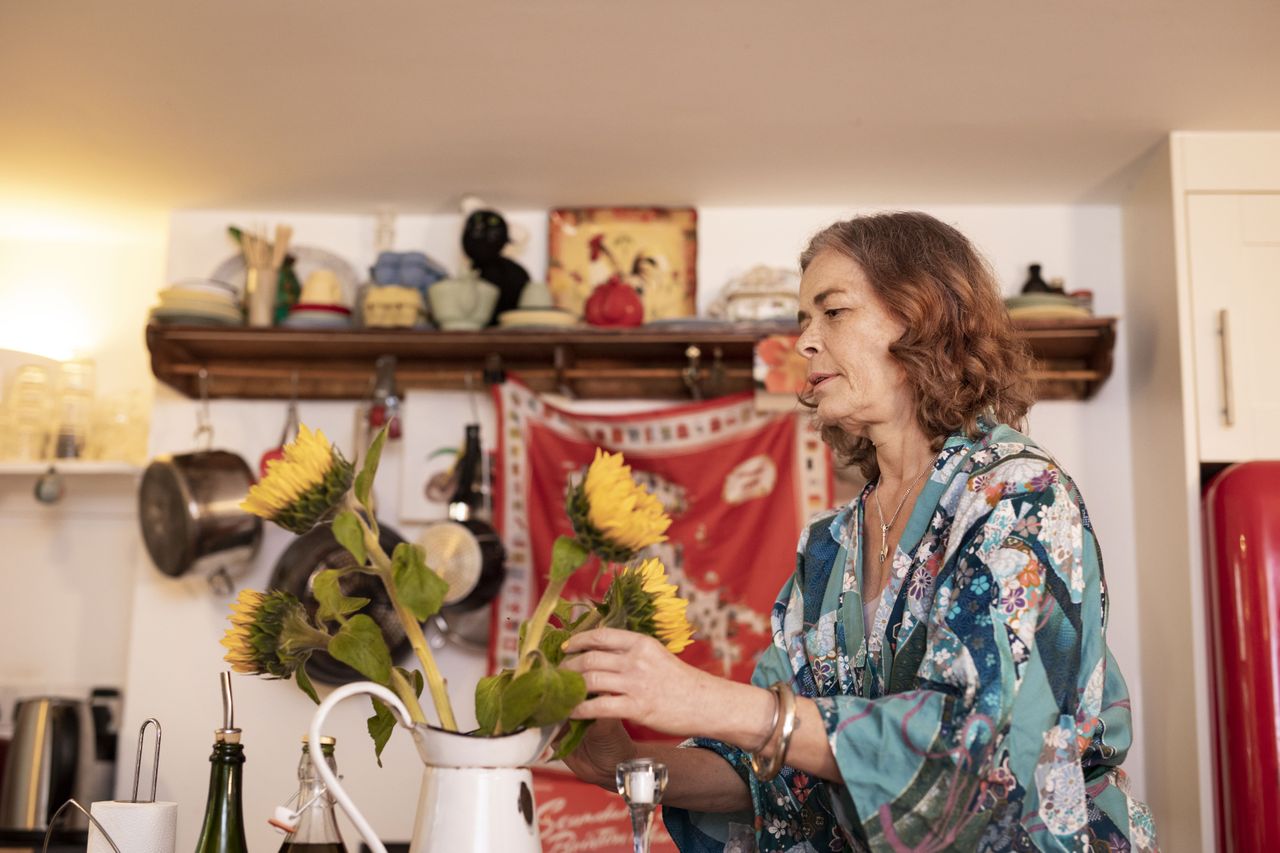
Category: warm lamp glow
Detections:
[{"x1": 0, "y1": 196, "x2": 166, "y2": 388}]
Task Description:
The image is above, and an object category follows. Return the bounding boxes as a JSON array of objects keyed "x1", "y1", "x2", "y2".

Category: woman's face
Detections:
[{"x1": 795, "y1": 250, "x2": 913, "y2": 438}]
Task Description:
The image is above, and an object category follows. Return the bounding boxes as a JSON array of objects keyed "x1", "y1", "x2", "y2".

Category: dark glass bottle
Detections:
[
  {"x1": 193, "y1": 729, "x2": 249, "y2": 853},
  {"x1": 444, "y1": 424, "x2": 505, "y2": 611},
  {"x1": 278, "y1": 736, "x2": 347, "y2": 853},
  {"x1": 449, "y1": 424, "x2": 486, "y2": 518},
  {"x1": 1021, "y1": 263, "x2": 1053, "y2": 294}
]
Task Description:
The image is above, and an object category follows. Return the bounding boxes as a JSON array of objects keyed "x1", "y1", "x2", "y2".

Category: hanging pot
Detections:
[
  {"x1": 138, "y1": 371, "x2": 262, "y2": 593},
  {"x1": 269, "y1": 521, "x2": 411, "y2": 685},
  {"x1": 138, "y1": 449, "x2": 261, "y2": 593}
]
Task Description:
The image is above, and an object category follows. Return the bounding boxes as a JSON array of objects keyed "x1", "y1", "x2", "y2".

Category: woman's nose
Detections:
[{"x1": 795, "y1": 324, "x2": 820, "y2": 356}]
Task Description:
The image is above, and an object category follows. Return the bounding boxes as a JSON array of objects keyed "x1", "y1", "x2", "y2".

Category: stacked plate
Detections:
[
  {"x1": 496, "y1": 308, "x2": 578, "y2": 328},
  {"x1": 1003, "y1": 293, "x2": 1091, "y2": 320},
  {"x1": 282, "y1": 303, "x2": 353, "y2": 329},
  {"x1": 150, "y1": 280, "x2": 243, "y2": 326}
]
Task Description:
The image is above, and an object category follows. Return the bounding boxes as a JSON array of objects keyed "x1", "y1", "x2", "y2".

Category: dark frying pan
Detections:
[{"x1": 268, "y1": 520, "x2": 411, "y2": 685}]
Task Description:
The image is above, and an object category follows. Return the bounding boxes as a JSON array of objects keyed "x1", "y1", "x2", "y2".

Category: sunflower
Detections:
[
  {"x1": 600, "y1": 558, "x2": 695, "y2": 653},
  {"x1": 221, "y1": 588, "x2": 331, "y2": 678},
  {"x1": 567, "y1": 449, "x2": 671, "y2": 563},
  {"x1": 241, "y1": 424, "x2": 354, "y2": 534}
]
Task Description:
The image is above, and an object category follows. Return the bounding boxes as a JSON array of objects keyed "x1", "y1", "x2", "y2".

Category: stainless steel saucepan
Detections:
[{"x1": 137, "y1": 373, "x2": 262, "y2": 592}]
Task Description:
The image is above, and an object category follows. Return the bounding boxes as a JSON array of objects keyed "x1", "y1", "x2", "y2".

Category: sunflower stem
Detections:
[
  {"x1": 516, "y1": 578, "x2": 569, "y2": 678},
  {"x1": 353, "y1": 510, "x2": 458, "y2": 731}
]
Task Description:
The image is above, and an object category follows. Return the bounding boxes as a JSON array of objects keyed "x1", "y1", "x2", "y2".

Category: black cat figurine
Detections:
[{"x1": 462, "y1": 209, "x2": 530, "y2": 325}]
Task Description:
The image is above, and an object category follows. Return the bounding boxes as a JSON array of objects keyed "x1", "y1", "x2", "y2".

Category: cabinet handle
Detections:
[{"x1": 1218, "y1": 308, "x2": 1235, "y2": 428}]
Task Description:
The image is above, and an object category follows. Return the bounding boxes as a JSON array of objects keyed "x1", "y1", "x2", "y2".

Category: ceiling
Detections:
[{"x1": 3, "y1": 1, "x2": 1280, "y2": 213}]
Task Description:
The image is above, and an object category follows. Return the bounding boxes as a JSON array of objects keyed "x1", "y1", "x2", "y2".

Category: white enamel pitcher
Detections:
[{"x1": 309, "y1": 682, "x2": 556, "y2": 853}]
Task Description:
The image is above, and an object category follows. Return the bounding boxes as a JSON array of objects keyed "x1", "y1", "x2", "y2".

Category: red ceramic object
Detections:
[
  {"x1": 1203, "y1": 461, "x2": 1280, "y2": 852},
  {"x1": 583, "y1": 276, "x2": 644, "y2": 327}
]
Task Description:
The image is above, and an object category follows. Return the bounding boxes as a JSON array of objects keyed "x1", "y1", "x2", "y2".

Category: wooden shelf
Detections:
[
  {"x1": 147, "y1": 316, "x2": 1116, "y2": 401},
  {"x1": 0, "y1": 460, "x2": 141, "y2": 476}
]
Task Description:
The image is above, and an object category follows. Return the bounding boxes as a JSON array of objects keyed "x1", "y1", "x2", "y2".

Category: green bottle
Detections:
[{"x1": 194, "y1": 673, "x2": 249, "y2": 853}]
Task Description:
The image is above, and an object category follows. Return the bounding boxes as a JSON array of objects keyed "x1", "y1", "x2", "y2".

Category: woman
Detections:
[{"x1": 561, "y1": 212, "x2": 1157, "y2": 852}]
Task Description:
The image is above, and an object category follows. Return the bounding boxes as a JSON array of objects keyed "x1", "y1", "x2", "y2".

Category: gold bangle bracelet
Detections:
[{"x1": 749, "y1": 681, "x2": 797, "y2": 782}]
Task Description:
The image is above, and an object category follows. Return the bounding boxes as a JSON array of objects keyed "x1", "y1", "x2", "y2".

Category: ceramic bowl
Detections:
[{"x1": 429, "y1": 276, "x2": 500, "y2": 330}]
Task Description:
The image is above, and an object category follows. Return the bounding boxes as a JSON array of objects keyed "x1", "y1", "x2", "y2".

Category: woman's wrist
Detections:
[{"x1": 706, "y1": 681, "x2": 782, "y2": 755}]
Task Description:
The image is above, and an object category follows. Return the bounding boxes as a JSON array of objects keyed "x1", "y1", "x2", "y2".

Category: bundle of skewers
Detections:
[{"x1": 234, "y1": 224, "x2": 293, "y2": 326}]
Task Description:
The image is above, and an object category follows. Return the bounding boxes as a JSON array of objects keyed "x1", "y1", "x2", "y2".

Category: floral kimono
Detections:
[{"x1": 664, "y1": 420, "x2": 1157, "y2": 852}]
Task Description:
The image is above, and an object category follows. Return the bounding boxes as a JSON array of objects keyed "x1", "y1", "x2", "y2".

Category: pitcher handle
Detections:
[{"x1": 309, "y1": 682, "x2": 414, "y2": 853}]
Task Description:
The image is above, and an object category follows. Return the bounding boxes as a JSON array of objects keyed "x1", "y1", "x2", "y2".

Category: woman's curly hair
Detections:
[{"x1": 799, "y1": 211, "x2": 1035, "y2": 480}]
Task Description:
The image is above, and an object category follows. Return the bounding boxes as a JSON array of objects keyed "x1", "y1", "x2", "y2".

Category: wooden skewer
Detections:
[{"x1": 271, "y1": 224, "x2": 293, "y2": 269}]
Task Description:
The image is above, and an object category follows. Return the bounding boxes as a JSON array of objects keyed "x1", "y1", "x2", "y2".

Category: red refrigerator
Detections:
[{"x1": 1204, "y1": 461, "x2": 1280, "y2": 852}]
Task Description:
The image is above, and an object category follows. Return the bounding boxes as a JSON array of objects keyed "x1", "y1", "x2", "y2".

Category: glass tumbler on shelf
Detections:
[
  {"x1": 616, "y1": 758, "x2": 668, "y2": 853},
  {"x1": 53, "y1": 359, "x2": 96, "y2": 459},
  {"x1": 4, "y1": 364, "x2": 55, "y2": 461},
  {"x1": 88, "y1": 391, "x2": 148, "y2": 463}
]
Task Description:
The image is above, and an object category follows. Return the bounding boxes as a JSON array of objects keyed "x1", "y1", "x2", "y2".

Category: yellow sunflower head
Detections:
[
  {"x1": 600, "y1": 558, "x2": 695, "y2": 654},
  {"x1": 567, "y1": 449, "x2": 671, "y2": 563},
  {"x1": 221, "y1": 588, "x2": 330, "y2": 678},
  {"x1": 240, "y1": 424, "x2": 354, "y2": 534}
]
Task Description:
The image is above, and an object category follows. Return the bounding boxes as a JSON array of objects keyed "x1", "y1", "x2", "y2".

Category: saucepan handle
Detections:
[{"x1": 309, "y1": 682, "x2": 414, "y2": 853}]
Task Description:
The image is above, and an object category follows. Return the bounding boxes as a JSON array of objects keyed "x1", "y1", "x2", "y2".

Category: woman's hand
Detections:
[
  {"x1": 560, "y1": 627, "x2": 748, "y2": 740},
  {"x1": 556, "y1": 718, "x2": 636, "y2": 790}
]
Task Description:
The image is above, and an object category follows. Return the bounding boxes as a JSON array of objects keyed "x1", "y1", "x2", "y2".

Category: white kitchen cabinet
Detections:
[
  {"x1": 1186, "y1": 193, "x2": 1280, "y2": 462},
  {"x1": 1123, "y1": 132, "x2": 1280, "y2": 853}
]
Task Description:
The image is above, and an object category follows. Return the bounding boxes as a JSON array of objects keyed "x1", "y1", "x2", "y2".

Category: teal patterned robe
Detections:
[{"x1": 664, "y1": 421, "x2": 1157, "y2": 852}]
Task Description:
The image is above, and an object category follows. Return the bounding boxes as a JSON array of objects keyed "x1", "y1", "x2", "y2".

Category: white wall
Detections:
[
  {"x1": 0, "y1": 203, "x2": 164, "y2": 720},
  {"x1": 0, "y1": 201, "x2": 1142, "y2": 849}
]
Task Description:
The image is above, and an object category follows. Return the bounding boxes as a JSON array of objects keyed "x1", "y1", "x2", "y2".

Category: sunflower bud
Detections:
[
  {"x1": 567, "y1": 449, "x2": 671, "y2": 563},
  {"x1": 241, "y1": 424, "x2": 355, "y2": 534},
  {"x1": 600, "y1": 558, "x2": 694, "y2": 653},
  {"x1": 221, "y1": 588, "x2": 331, "y2": 678}
]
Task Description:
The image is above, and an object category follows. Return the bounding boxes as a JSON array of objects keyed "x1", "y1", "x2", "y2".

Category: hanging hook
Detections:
[
  {"x1": 482, "y1": 352, "x2": 505, "y2": 386},
  {"x1": 553, "y1": 345, "x2": 575, "y2": 399},
  {"x1": 465, "y1": 371, "x2": 483, "y2": 423},
  {"x1": 682, "y1": 345, "x2": 703, "y2": 400},
  {"x1": 194, "y1": 367, "x2": 214, "y2": 449},
  {"x1": 709, "y1": 346, "x2": 726, "y2": 396},
  {"x1": 280, "y1": 371, "x2": 301, "y2": 446}
]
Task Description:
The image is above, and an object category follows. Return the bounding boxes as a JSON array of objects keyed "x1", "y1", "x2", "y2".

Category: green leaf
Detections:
[
  {"x1": 355, "y1": 427, "x2": 388, "y2": 509},
  {"x1": 392, "y1": 542, "x2": 448, "y2": 621},
  {"x1": 367, "y1": 697, "x2": 397, "y2": 767},
  {"x1": 327, "y1": 614, "x2": 392, "y2": 684},
  {"x1": 538, "y1": 628, "x2": 572, "y2": 666},
  {"x1": 552, "y1": 719, "x2": 593, "y2": 761},
  {"x1": 332, "y1": 511, "x2": 366, "y2": 565},
  {"x1": 530, "y1": 668, "x2": 586, "y2": 726},
  {"x1": 397, "y1": 667, "x2": 425, "y2": 698},
  {"x1": 294, "y1": 663, "x2": 320, "y2": 704},
  {"x1": 552, "y1": 597, "x2": 577, "y2": 624},
  {"x1": 312, "y1": 569, "x2": 370, "y2": 623},
  {"x1": 474, "y1": 671, "x2": 513, "y2": 735},
  {"x1": 549, "y1": 536, "x2": 590, "y2": 584},
  {"x1": 500, "y1": 665, "x2": 554, "y2": 733}
]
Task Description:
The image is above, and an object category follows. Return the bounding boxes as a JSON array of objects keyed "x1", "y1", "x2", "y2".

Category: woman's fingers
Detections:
[
  {"x1": 580, "y1": 670, "x2": 628, "y2": 696},
  {"x1": 571, "y1": 694, "x2": 633, "y2": 720},
  {"x1": 562, "y1": 627, "x2": 646, "y2": 654},
  {"x1": 560, "y1": 649, "x2": 626, "y2": 674}
]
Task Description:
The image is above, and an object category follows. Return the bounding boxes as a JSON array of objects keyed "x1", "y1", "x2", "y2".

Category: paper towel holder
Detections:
[
  {"x1": 40, "y1": 719, "x2": 162, "y2": 853},
  {"x1": 40, "y1": 799, "x2": 122, "y2": 853}
]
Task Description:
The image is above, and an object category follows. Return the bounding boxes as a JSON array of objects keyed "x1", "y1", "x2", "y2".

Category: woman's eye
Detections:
[{"x1": 824, "y1": 308, "x2": 845, "y2": 319}]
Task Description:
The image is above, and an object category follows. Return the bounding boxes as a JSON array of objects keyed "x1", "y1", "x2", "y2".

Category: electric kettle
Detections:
[{"x1": 0, "y1": 690, "x2": 118, "y2": 830}]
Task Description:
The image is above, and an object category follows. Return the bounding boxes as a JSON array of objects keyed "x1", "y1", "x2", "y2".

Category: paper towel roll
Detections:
[{"x1": 89, "y1": 800, "x2": 178, "y2": 853}]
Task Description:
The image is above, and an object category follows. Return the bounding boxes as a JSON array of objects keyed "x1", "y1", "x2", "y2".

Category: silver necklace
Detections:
[{"x1": 872, "y1": 464, "x2": 931, "y2": 567}]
